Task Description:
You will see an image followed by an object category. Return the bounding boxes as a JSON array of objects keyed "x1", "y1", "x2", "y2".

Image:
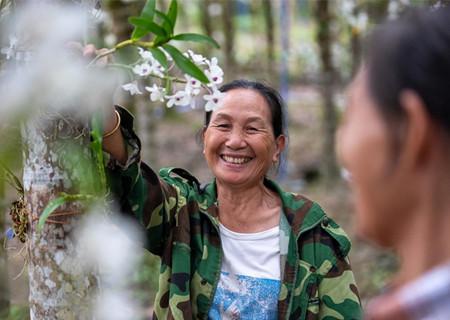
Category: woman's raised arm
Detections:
[{"x1": 102, "y1": 108, "x2": 128, "y2": 165}]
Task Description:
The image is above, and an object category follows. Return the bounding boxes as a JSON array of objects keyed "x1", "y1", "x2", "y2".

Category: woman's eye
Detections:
[
  {"x1": 247, "y1": 127, "x2": 259, "y2": 132},
  {"x1": 216, "y1": 124, "x2": 230, "y2": 129}
]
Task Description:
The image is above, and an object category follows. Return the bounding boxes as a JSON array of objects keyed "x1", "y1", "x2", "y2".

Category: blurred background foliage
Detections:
[{"x1": 1, "y1": 0, "x2": 446, "y2": 318}]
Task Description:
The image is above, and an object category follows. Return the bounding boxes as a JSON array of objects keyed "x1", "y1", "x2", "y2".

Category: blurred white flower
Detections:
[
  {"x1": 1, "y1": 35, "x2": 18, "y2": 60},
  {"x1": 351, "y1": 12, "x2": 368, "y2": 31},
  {"x1": 121, "y1": 81, "x2": 142, "y2": 95},
  {"x1": 77, "y1": 211, "x2": 143, "y2": 320},
  {"x1": 166, "y1": 90, "x2": 191, "y2": 108},
  {"x1": 340, "y1": 0, "x2": 354, "y2": 17},
  {"x1": 186, "y1": 49, "x2": 206, "y2": 65},
  {"x1": 0, "y1": 3, "x2": 117, "y2": 120},
  {"x1": 145, "y1": 84, "x2": 165, "y2": 102},
  {"x1": 205, "y1": 57, "x2": 223, "y2": 86},
  {"x1": 137, "y1": 47, "x2": 153, "y2": 61},
  {"x1": 184, "y1": 75, "x2": 202, "y2": 96},
  {"x1": 203, "y1": 89, "x2": 224, "y2": 112}
]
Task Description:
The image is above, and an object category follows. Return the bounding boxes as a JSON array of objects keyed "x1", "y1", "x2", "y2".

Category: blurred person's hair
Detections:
[{"x1": 364, "y1": 6, "x2": 450, "y2": 136}]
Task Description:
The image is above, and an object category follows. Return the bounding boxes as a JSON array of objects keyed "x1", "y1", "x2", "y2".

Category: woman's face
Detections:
[
  {"x1": 337, "y1": 69, "x2": 408, "y2": 245},
  {"x1": 203, "y1": 88, "x2": 285, "y2": 188}
]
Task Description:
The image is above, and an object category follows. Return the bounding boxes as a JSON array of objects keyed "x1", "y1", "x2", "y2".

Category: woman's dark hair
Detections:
[
  {"x1": 204, "y1": 79, "x2": 287, "y2": 138},
  {"x1": 364, "y1": 6, "x2": 450, "y2": 134}
]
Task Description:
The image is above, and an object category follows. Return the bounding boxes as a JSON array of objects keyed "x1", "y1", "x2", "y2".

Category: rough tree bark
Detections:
[
  {"x1": 315, "y1": 0, "x2": 339, "y2": 181},
  {"x1": 0, "y1": 178, "x2": 10, "y2": 318},
  {"x1": 22, "y1": 114, "x2": 97, "y2": 319}
]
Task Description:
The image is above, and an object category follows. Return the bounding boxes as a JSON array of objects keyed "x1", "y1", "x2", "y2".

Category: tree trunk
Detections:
[
  {"x1": 0, "y1": 178, "x2": 10, "y2": 318},
  {"x1": 200, "y1": 0, "x2": 213, "y2": 37},
  {"x1": 262, "y1": 0, "x2": 275, "y2": 75},
  {"x1": 315, "y1": 0, "x2": 339, "y2": 181},
  {"x1": 221, "y1": 0, "x2": 236, "y2": 79},
  {"x1": 106, "y1": 0, "x2": 140, "y2": 43},
  {"x1": 22, "y1": 114, "x2": 98, "y2": 319}
]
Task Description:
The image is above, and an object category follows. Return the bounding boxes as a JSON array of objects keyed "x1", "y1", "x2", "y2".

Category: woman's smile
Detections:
[
  {"x1": 203, "y1": 88, "x2": 283, "y2": 187},
  {"x1": 220, "y1": 154, "x2": 254, "y2": 165}
]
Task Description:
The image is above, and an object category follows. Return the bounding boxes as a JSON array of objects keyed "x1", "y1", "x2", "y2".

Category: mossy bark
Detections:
[{"x1": 22, "y1": 114, "x2": 98, "y2": 319}]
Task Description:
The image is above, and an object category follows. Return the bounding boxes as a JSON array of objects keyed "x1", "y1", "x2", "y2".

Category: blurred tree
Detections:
[
  {"x1": 314, "y1": 0, "x2": 339, "y2": 181},
  {"x1": 262, "y1": 0, "x2": 275, "y2": 75},
  {"x1": 366, "y1": 0, "x2": 389, "y2": 23},
  {"x1": 200, "y1": 0, "x2": 213, "y2": 38},
  {"x1": 221, "y1": 0, "x2": 236, "y2": 79},
  {"x1": 105, "y1": 0, "x2": 140, "y2": 43},
  {"x1": 350, "y1": 4, "x2": 362, "y2": 76}
]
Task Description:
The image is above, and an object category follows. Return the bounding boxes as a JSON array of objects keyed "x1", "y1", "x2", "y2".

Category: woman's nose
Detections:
[{"x1": 225, "y1": 129, "x2": 246, "y2": 149}]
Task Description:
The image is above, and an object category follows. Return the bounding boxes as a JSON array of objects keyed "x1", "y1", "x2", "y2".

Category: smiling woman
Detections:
[{"x1": 104, "y1": 79, "x2": 362, "y2": 319}]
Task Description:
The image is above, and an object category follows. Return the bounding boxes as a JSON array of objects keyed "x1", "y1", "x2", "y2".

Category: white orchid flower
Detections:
[
  {"x1": 184, "y1": 75, "x2": 202, "y2": 96},
  {"x1": 203, "y1": 89, "x2": 224, "y2": 112},
  {"x1": 133, "y1": 61, "x2": 164, "y2": 77},
  {"x1": 165, "y1": 90, "x2": 191, "y2": 108},
  {"x1": 132, "y1": 63, "x2": 151, "y2": 76},
  {"x1": 205, "y1": 57, "x2": 224, "y2": 86},
  {"x1": 121, "y1": 81, "x2": 142, "y2": 95},
  {"x1": 138, "y1": 47, "x2": 153, "y2": 61},
  {"x1": 185, "y1": 50, "x2": 206, "y2": 65},
  {"x1": 145, "y1": 84, "x2": 165, "y2": 102}
]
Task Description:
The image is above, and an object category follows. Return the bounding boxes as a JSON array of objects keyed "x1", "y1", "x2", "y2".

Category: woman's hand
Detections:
[
  {"x1": 66, "y1": 42, "x2": 112, "y2": 66},
  {"x1": 66, "y1": 42, "x2": 128, "y2": 165}
]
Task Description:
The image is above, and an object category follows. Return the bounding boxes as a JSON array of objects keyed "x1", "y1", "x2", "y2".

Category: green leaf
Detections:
[
  {"x1": 171, "y1": 33, "x2": 220, "y2": 48},
  {"x1": 38, "y1": 193, "x2": 96, "y2": 231},
  {"x1": 0, "y1": 162, "x2": 23, "y2": 194},
  {"x1": 155, "y1": 10, "x2": 173, "y2": 35},
  {"x1": 131, "y1": 0, "x2": 156, "y2": 40},
  {"x1": 166, "y1": 0, "x2": 178, "y2": 31},
  {"x1": 162, "y1": 44, "x2": 209, "y2": 83},
  {"x1": 149, "y1": 47, "x2": 168, "y2": 69},
  {"x1": 131, "y1": 28, "x2": 149, "y2": 40},
  {"x1": 129, "y1": 17, "x2": 167, "y2": 37},
  {"x1": 38, "y1": 196, "x2": 67, "y2": 231},
  {"x1": 141, "y1": 0, "x2": 156, "y2": 20},
  {"x1": 90, "y1": 114, "x2": 106, "y2": 196}
]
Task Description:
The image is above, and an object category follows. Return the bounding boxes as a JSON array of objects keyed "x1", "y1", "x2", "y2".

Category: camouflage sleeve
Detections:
[
  {"x1": 317, "y1": 219, "x2": 362, "y2": 320},
  {"x1": 105, "y1": 106, "x2": 193, "y2": 256}
]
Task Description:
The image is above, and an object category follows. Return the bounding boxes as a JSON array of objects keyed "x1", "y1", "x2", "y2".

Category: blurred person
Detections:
[
  {"x1": 102, "y1": 80, "x2": 362, "y2": 319},
  {"x1": 337, "y1": 7, "x2": 450, "y2": 320}
]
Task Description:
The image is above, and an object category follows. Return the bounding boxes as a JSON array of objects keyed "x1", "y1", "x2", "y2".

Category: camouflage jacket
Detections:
[{"x1": 107, "y1": 107, "x2": 362, "y2": 320}]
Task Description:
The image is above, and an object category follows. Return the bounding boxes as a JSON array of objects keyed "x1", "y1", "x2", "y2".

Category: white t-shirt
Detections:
[
  {"x1": 397, "y1": 261, "x2": 450, "y2": 320},
  {"x1": 208, "y1": 223, "x2": 281, "y2": 320}
]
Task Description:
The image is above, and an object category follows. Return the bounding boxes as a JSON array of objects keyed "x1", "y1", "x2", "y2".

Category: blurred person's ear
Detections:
[{"x1": 398, "y1": 90, "x2": 432, "y2": 171}]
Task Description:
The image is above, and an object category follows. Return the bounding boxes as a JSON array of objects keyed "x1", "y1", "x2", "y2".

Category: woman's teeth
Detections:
[{"x1": 222, "y1": 155, "x2": 251, "y2": 164}]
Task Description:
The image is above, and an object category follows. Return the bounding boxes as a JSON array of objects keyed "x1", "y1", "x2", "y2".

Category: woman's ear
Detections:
[
  {"x1": 398, "y1": 90, "x2": 432, "y2": 171},
  {"x1": 273, "y1": 135, "x2": 286, "y2": 162}
]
